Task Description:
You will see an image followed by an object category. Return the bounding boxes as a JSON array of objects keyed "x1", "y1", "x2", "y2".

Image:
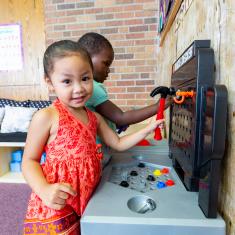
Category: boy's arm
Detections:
[
  {"x1": 87, "y1": 80, "x2": 171, "y2": 126},
  {"x1": 96, "y1": 112, "x2": 164, "y2": 151},
  {"x1": 95, "y1": 97, "x2": 171, "y2": 126}
]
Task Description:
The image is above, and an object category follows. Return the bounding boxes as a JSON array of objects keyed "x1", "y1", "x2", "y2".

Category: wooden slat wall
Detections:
[{"x1": 0, "y1": 0, "x2": 48, "y2": 100}]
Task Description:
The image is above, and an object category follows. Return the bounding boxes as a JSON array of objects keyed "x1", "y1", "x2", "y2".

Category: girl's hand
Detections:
[
  {"x1": 39, "y1": 182, "x2": 77, "y2": 210},
  {"x1": 145, "y1": 118, "x2": 165, "y2": 134}
]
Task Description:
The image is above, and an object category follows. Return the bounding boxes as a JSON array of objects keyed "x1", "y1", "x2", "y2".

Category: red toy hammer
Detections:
[{"x1": 150, "y1": 86, "x2": 175, "y2": 140}]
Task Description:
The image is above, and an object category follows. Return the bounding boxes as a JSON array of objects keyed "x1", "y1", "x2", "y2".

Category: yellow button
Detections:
[{"x1": 153, "y1": 169, "x2": 162, "y2": 176}]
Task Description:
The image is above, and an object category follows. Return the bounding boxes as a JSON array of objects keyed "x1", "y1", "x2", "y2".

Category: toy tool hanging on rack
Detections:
[
  {"x1": 150, "y1": 86, "x2": 175, "y2": 140},
  {"x1": 150, "y1": 86, "x2": 194, "y2": 140},
  {"x1": 173, "y1": 89, "x2": 194, "y2": 104}
]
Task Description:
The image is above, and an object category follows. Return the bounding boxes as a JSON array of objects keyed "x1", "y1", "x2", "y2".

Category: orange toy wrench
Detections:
[{"x1": 173, "y1": 90, "x2": 194, "y2": 104}]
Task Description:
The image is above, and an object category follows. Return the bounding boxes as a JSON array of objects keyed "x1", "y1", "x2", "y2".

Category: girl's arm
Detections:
[
  {"x1": 96, "y1": 112, "x2": 164, "y2": 151},
  {"x1": 22, "y1": 108, "x2": 76, "y2": 210},
  {"x1": 22, "y1": 108, "x2": 52, "y2": 195}
]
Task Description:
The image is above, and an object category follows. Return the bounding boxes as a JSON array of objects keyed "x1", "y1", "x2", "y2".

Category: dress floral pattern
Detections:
[{"x1": 24, "y1": 99, "x2": 102, "y2": 234}]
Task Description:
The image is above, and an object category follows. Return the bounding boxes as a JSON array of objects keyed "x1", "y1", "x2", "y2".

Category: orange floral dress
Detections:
[{"x1": 24, "y1": 99, "x2": 102, "y2": 235}]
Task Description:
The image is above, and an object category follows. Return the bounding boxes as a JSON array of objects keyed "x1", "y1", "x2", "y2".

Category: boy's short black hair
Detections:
[{"x1": 78, "y1": 32, "x2": 113, "y2": 57}]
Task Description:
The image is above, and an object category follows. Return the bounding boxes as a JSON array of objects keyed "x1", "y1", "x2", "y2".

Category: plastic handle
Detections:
[{"x1": 154, "y1": 98, "x2": 165, "y2": 140}]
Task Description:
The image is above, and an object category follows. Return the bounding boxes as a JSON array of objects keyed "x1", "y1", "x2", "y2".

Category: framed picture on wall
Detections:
[
  {"x1": 158, "y1": 0, "x2": 183, "y2": 46},
  {"x1": 0, "y1": 23, "x2": 23, "y2": 71},
  {"x1": 159, "y1": 0, "x2": 174, "y2": 33}
]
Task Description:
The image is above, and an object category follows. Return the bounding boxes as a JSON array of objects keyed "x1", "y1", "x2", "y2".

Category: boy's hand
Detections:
[
  {"x1": 39, "y1": 182, "x2": 77, "y2": 210},
  {"x1": 165, "y1": 96, "x2": 173, "y2": 108}
]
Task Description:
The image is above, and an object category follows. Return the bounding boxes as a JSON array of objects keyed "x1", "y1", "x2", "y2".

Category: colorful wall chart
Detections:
[{"x1": 0, "y1": 23, "x2": 23, "y2": 71}]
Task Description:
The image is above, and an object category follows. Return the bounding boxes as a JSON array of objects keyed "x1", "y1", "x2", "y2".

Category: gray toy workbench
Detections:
[{"x1": 81, "y1": 141, "x2": 225, "y2": 235}]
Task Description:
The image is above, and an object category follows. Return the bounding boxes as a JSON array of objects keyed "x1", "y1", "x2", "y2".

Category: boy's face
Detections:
[{"x1": 91, "y1": 48, "x2": 114, "y2": 83}]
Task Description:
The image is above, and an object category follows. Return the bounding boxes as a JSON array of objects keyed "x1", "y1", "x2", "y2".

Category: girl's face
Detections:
[
  {"x1": 91, "y1": 48, "x2": 114, "y2": 83},
  {"x1": 46, "y1": 55, "x2": 93, "y2": 109}
]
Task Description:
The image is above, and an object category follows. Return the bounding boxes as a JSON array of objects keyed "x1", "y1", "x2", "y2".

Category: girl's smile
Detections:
[{"x1": 71, "y1": 96, "x2": 87, "y2": 104}]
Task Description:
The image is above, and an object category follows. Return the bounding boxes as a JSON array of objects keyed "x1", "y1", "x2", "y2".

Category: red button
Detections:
[
  {"x1": 161, "y1": 168, "x2": 169, "y2": 174},
  {"x1": 166, "y1": 179, "x2": 175, "y2": 186}
]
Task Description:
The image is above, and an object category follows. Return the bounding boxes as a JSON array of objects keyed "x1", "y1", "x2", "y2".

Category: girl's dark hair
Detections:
[
  {"x1": 78, "y1": 32, "x2": 113, "y2": 57},
  {"x1": 43, "y1": 40, "x2": 93, "y2": 78}
]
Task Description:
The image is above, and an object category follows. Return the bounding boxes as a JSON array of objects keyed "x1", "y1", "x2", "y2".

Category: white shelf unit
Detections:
[{"x1": 0, "y1": 142, "x2": 26, "y2": 183}]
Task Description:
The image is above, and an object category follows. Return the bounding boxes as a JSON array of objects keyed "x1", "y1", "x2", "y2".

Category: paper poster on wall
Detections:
[{"x1": 0, "y1": 23, "x2": 23, "y2": 71}]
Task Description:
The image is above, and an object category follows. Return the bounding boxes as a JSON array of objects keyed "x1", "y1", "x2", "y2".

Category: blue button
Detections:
[{"x1": 156, "y1": 181, "x2": 166, "y2": 189}]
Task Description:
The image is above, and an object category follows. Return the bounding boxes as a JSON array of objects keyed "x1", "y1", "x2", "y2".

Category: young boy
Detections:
[{"x1": 78, "y1": 32, "x2": 170, "y2": 135}]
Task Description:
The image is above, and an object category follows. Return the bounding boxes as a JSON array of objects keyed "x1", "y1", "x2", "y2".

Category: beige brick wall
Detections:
[
  {"x1": 44, "y1": 0, "x2": 159, "y2": 111},
  {"x1": 157, "y1": 0, "x2": 235, "y2": 234}
]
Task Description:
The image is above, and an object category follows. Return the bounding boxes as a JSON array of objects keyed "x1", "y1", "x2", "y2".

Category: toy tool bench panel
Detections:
[
  {"x1": 169, "y1": 40, "x2": 227, "y2": 218},
  {"x1": 0, "y1": 142, "x2": 25, "y2": 183},
  {"x1": 169, "y1": 40, "x2": 215, "y2": 191}
]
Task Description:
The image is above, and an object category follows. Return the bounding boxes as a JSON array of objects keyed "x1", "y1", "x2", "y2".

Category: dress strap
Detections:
[{"x1": 52, "y1": 99, "x2": 98, "y2": 141}]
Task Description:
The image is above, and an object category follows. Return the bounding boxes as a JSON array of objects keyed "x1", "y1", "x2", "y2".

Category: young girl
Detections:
[
  {"x1": 22, "y1": 40, "x2": 164, "y2": 235},
  {"x1": 78, "y1": 32, "x2": 171, "y2": 135}
]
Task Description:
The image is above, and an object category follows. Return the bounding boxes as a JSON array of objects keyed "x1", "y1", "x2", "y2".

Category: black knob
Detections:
[
  {"x1": 147, "y1": 175, "x2": 156, "y2": 181},
  {"x1": 120, "y1": 181, "x2": 129, "y2": 187},
  {"x1": 138, "y1": 162, "x2": 145, "y2": 168},
  {"x1": 130, "y1": 170, "x2": 138, "y2": 176}
]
